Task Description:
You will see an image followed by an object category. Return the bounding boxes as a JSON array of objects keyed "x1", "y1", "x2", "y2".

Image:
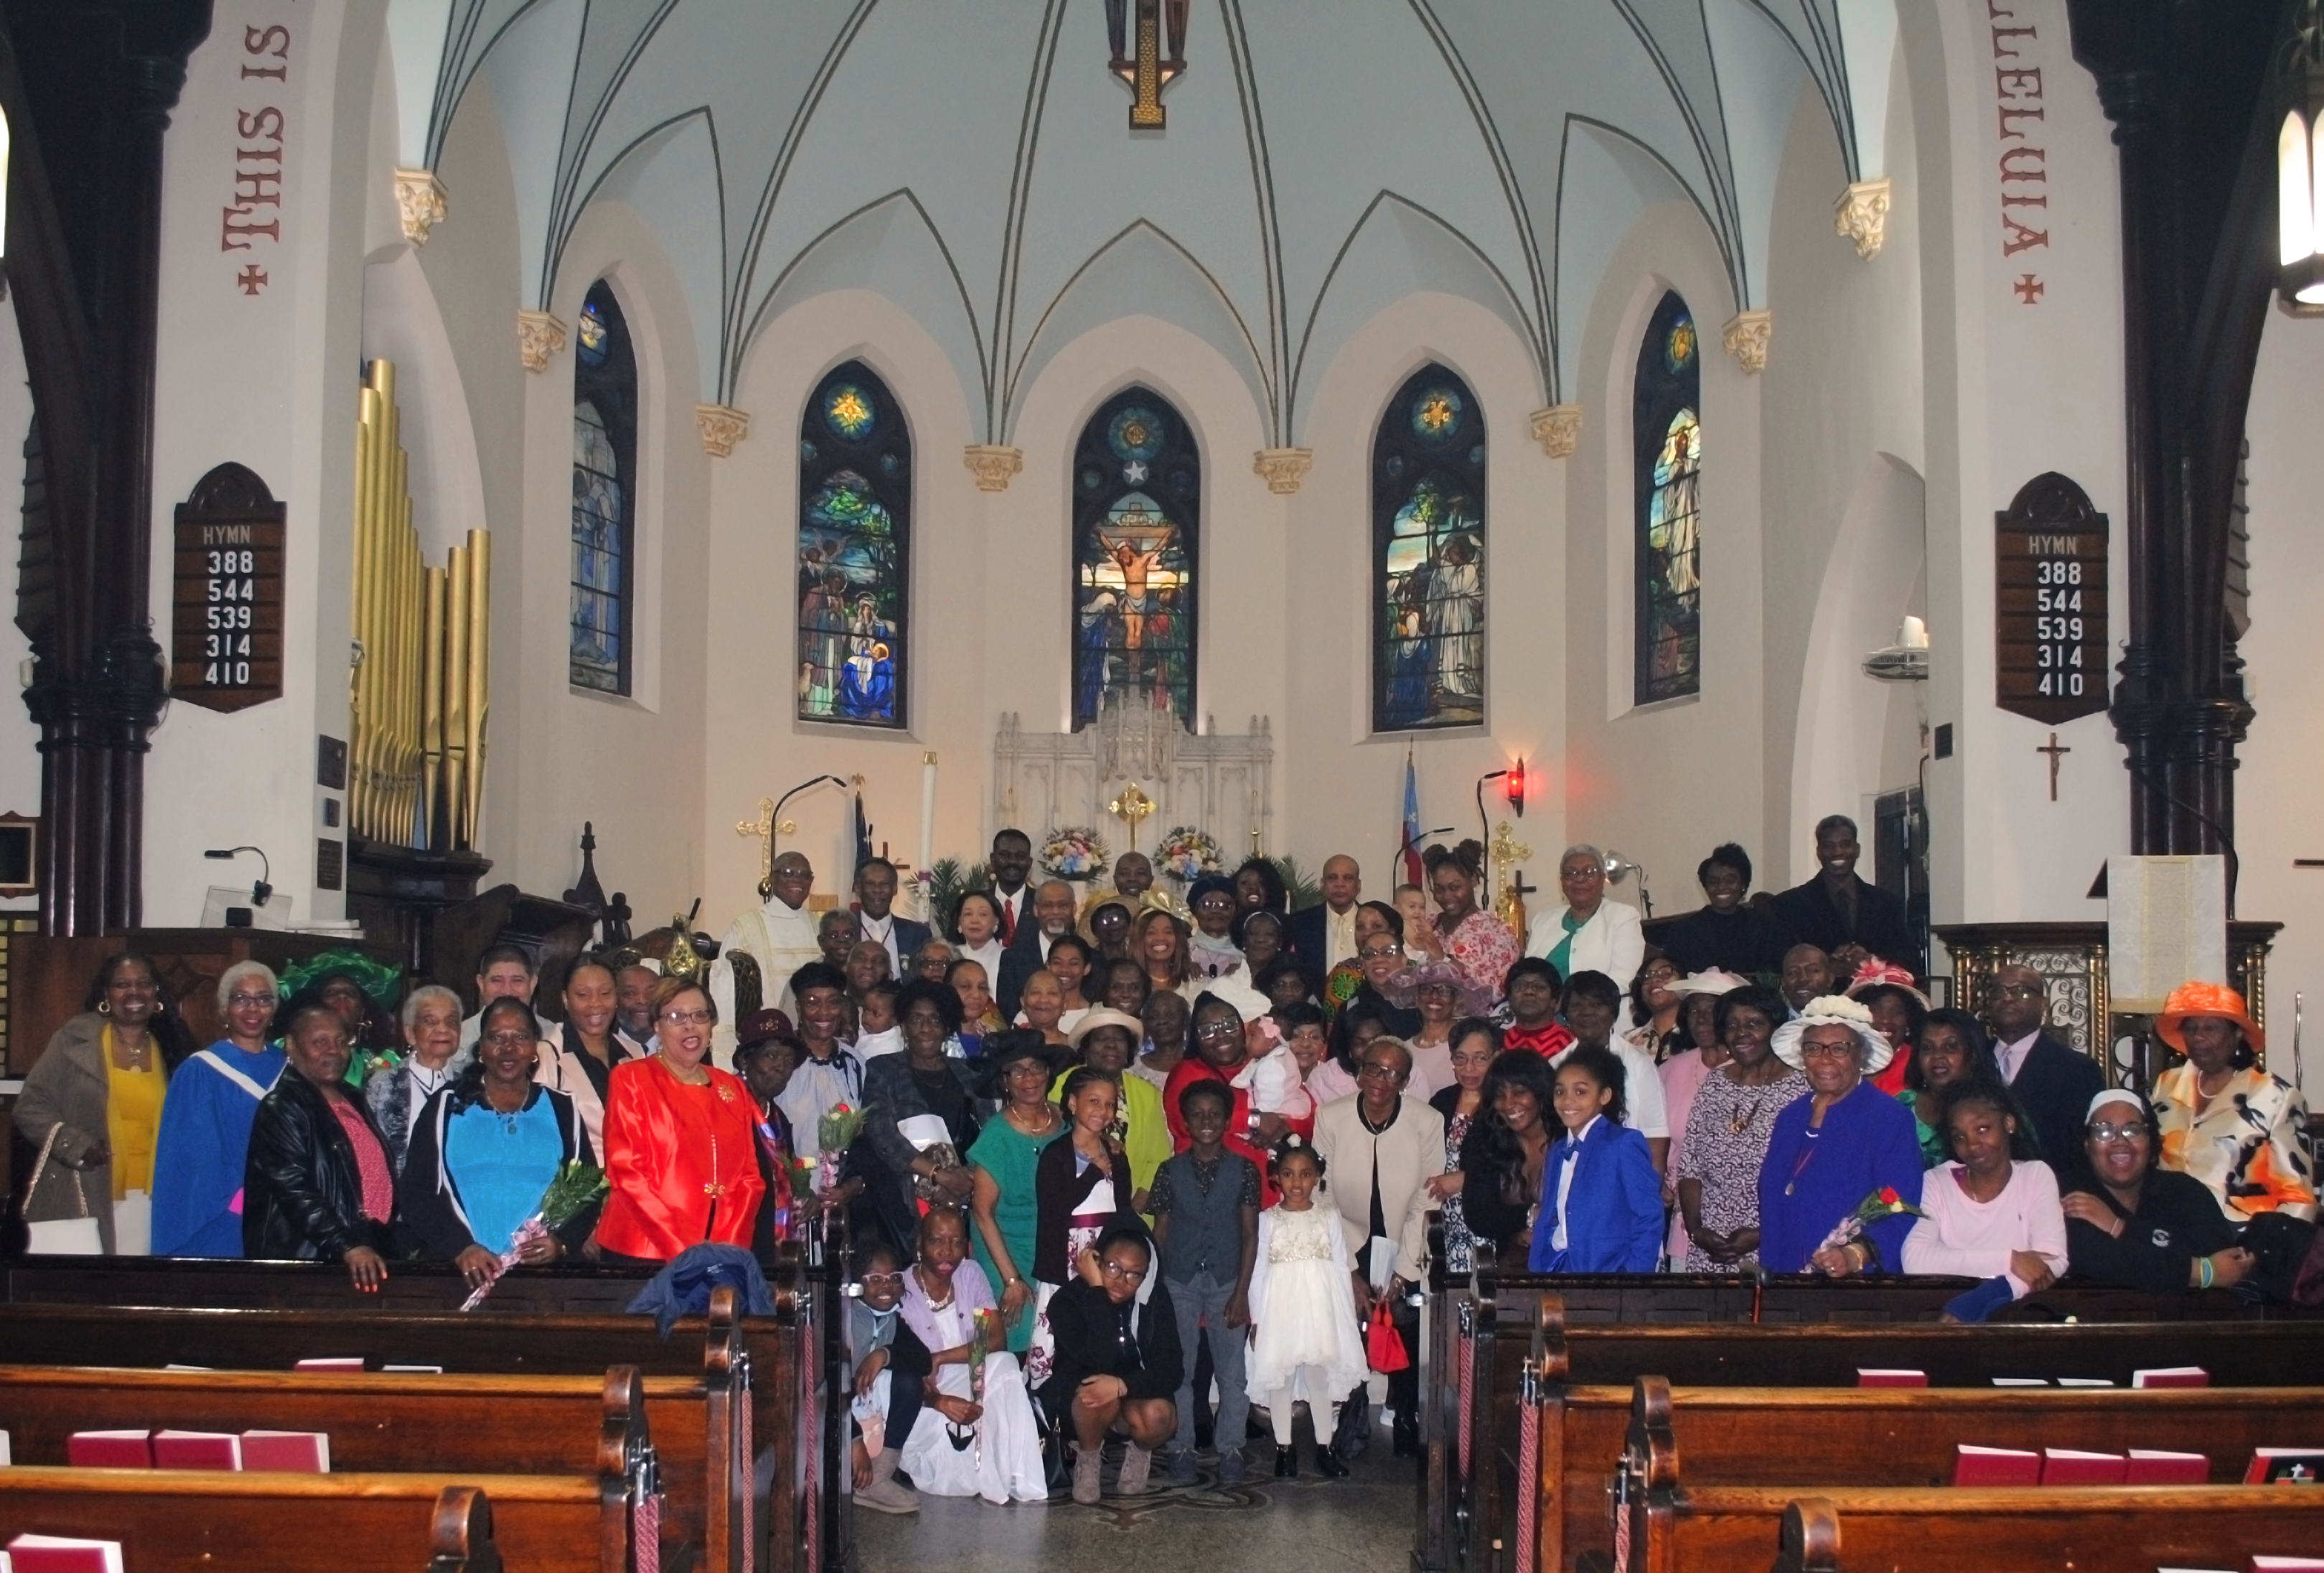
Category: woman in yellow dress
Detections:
[
  {"x1": 2150, "y1": 981, "x2": 2316, "y2": 1224},
  {"x1": 14, "y1": 953, "x2": 196, "y2": 1254}
]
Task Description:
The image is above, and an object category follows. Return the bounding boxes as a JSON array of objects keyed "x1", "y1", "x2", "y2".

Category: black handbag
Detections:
[{"x1": 1331, "y1": 1381, "x2": 1372, "y2": 1459}]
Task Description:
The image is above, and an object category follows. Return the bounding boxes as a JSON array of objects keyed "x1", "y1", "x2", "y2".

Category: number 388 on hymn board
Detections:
[{"x1": 170, "y1": 462, "x2": 287, "y2": 714}]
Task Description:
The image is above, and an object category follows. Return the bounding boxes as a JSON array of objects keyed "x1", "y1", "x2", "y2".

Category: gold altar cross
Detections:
[
  {"x1": 2038, "y1": 732, "x2": 2071, "y2": 801},
  {"x1": 1109, "y1": 782, "x2": 1156, "y2": 837}
]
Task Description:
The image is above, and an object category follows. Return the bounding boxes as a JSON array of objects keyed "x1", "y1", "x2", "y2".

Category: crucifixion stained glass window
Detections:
[
  {"x1": 571, "y1": 282, "x2": 637, "y2": 694},
  {"x1": 1073, "y1": 389, "x2": 1199, "y2": 731},
  {"x1": 1634, "y1": 291, "x2": 1702, "y2": 705},
  {"x1": 797, "y1": 362, "x2": 911, "y2": 727},
  {"x1": 1374, "y1": 365, "x2": 1487, "y2": 732}
]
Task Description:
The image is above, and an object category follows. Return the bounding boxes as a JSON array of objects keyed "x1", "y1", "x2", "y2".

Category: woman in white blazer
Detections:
[{"x1": 1524, "y1": 844, "x2": 1646, "y2": 987}]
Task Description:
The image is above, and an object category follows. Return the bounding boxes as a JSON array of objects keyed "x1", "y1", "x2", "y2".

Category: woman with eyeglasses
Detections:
[
  {"x1": 151, "y1": 961, "x2": 288, "y2": 1256},
  {"x1": 595, "y1": 976, "x2": 765, "y2": 1264},
  {"x1": 2060, "y1": 1088, "x2": 2253, "y2": 1290},
  {"x1": 364, "y1": 984, "x2": 472, "y2": 1175},
  {"x1": 1039, "y1": 1222, "x2": 1182, "y2": 1503}
]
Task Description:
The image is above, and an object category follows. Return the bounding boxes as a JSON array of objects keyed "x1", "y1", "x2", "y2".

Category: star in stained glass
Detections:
[
  {"x1": 1412, "y1": 387, "x2": 1463, "y2": 442},
  {"x1": 1123, "y1": 460, "x2": 1150, "y2": 484},
  {"x1": 825, "y1": 385, "x2": 876, "y2": 441}
]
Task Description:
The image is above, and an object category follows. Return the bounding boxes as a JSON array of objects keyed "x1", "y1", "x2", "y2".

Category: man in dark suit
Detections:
[
  {"x1": 999, "y1": 879, "x2": 1079, "y2": 1022},
  {"x1": 851, "y1": 856, "x2": 929, "y2": 976},
  {"x1": 985, "y1": 829, "x2": 1041, "y2": 1018},
  {"x1": 1285, "y1": 853, "x2": 1363, "y2": 973},
  {"x1": 1986, "y1": 962, "x2": 2104, "y2": 1167},
  {"x1": 1771, "y1": 815, "x2": 1921, "y2": 976}
]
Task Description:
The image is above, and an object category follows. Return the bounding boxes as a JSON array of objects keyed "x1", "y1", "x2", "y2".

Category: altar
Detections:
[{"x1": 991, "y1": 696, "x2": 1273, "y2": 863}]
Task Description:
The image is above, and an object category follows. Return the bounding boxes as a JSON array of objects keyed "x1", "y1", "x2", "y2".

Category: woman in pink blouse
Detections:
[
  {"x1": 1901, "y1": 1083, "x2": 2068, "y2": 1307},
  {"x1": 1423, "y1": 841, "x2": 1518, "y2": 1007}
]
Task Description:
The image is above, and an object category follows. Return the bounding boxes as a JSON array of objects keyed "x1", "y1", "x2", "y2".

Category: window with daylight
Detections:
[
  {"x1": 1634, "y1": 290, "x2": 1702, "y2": 705},
  {"x1": 1072, "y1": 388, "x2": 1199, "y2": 731},
  {"x1": 570, "y1": 282, "x2": 637, "y2": 694},
  {"x1": 797, "y1": 362, "x2": 910, "y2": 727},
  {"x1": 1374, "y1": 365, "x2": 1487, "y2": 732}
]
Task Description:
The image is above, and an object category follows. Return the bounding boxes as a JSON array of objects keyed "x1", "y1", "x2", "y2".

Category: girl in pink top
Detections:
[{"x1": 1901, "y1": 1083, "x2": 2068, "y2": 1300}]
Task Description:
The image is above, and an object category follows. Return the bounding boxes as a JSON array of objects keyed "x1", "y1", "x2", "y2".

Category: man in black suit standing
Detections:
[
  {"x1": 1286, "y1": 854, "x2": 1363, "y2": 974},
  {"x1": 1000, "y1": 879, "x2": 1079, "y2": 1022},
  {"x1": 1986, "y1": 962, "x2": 2104, "y2": 1167},
  {"x1": 986, "y1": 829, "x2": 1041, "y2": 1018},
  {"x1": 852, "y1": 856, "x2": 929, "y2": 977},
  {"x1": 1771, "y1": 815, "x2": 1921, "y2": 976}
]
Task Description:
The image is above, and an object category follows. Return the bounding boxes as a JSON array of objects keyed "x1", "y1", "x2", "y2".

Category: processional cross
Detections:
[
  {"x1": 1110, "y1": 782, "x2": 1156, "y2": 843},
  {"x1": 736, "y1": 798, "x2": 793, "y2": 892},
  {"x1": 1107, "y1": 0, "x2": 1189, "y2": 129}
]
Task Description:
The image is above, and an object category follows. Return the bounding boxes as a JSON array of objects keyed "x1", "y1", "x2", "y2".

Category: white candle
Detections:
[{"x1": 919, "y1": 751, "x2": 937, "y2": 887}]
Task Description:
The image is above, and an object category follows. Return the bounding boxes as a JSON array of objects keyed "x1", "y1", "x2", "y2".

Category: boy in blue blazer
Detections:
[{"x1": 1530, "y1": 1043, "x2": 1667, "y2": 1273}]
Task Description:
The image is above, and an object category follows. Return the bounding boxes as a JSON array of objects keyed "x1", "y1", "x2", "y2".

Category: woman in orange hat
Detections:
[{"x1": 2150, "y1": 981, "x2": 2315, "y2": 1224}]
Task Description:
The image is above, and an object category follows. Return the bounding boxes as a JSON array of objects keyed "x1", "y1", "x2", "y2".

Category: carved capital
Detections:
[
  {"x1": 1832, "y1": 177, "x2": 1891, "y2": 260},
  {"x1": 1529, "y1": 404, "x2": 1583, "y2": 458},
  {"x1": 517, "y1": 309, "x2": 567, "y2": 373},
  {"x1": 695, "y1": 403, "x2": 750, "y2": 457},
  {"x1": 1252, "y1": 447, "x2": 1312, "y2": 493},
  {"x1": 1720, "y1": 309, "x2": 1772, "y2": 374},
  {"x1": 963, "y1": 444, "x2": 1024, "y2": 492},
  {"x1": 393, "y1": 167, "x2": 449, "y2": 246}
]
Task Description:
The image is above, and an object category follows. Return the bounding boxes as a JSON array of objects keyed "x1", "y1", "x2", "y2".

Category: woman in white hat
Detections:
[
  {"x1": 2061, "y1": 1087, "x2": 2252, "y2": 1291},
  {"x1": 1753, "y1": 996, "x2": 1924, "y2": 1276},
  {"x1": 1060, "y1": 1007, "x2": 1173, "y2": 1215}
]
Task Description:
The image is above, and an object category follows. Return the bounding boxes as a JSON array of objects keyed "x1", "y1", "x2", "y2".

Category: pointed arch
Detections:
[
  {"x1": 1072, "y1": 388, "x2": 1199, "y2": 732},
  {"x1": 797, "y1": 360, "x2": 912, "y2": 727},
  {"x1": 1634, "y1": 289, "x2": 1702, "y2": 705},
  {"x1": 571, "y1": 280, "x2": 638, "y2": 694},
  {"x1": 1374, "y1": 364, "x2": 1488, "y2": 732}
]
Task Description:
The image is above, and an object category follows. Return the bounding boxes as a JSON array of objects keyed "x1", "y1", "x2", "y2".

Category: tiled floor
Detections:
[{"x1": 852, "y1": 1422, "x2": 1418, "y2": 1573}]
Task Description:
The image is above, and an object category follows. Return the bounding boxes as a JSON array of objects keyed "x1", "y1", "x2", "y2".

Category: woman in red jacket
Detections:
[{"x1": 596, "y1": 976, "x2": 766, "y2": 1263}]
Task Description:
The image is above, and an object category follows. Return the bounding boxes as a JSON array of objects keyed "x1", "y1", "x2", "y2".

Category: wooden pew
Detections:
[
  {"x1": 1537, "y1": 1374, "x2": 2324, "y2": 1573},
  {"x1": 0, "y1": 1254, "x2": 841, "y2": 1573},
  {"x1": 0, "y1": 1375, "x2": 660, "y2": 1573},
  {"x1": 1436, "y1": 1284, "x2": 2324, "y2": 1573},
  {"x1": 0, "y1": 1363, "x2": 732, "y2": 1573},
  {"x1": 0, "y1": 1468, "x2": 622, "y2": 1573},
  {"x1": 428, "y1": 1485, "x2": 510, "y2": 1573},
  {"x1": 1628, "y1": 1485, "x2": 2324, "y2": 1573}
]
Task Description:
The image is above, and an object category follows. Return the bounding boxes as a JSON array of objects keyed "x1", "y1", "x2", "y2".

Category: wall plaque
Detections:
[
  {"x1": 1996, "y1": 471, "x2": 2109, "y2": 724},
  {"x1": 170, "y1": 462, "x2": 286, "y2": 712}
]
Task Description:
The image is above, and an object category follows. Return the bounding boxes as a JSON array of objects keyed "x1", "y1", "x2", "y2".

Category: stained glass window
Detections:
[
  {"x1": 570, "y1": 282, "x2": 636, "y2": 694},
  {"x1": 1634, "y1": 291, "x2": 1702, "y2": 705},
  {"x1": 1374, "y1": 365, "x2": 1486, "y2": 732},
  {"x1": 1073, "y1": 388, "x2": 1199, "y2": 731},
  {"x1": 797, "y1": 362, "x2": 910, "y2": 727}
]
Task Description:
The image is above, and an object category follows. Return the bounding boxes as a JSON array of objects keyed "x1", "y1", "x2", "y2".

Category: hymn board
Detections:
[
  {"x1": 170, "y1": 462, "x2": 287, "y2": 712},
  {"x1": 1995, "y1": 472, "x2": 2108, "y2": 724}
]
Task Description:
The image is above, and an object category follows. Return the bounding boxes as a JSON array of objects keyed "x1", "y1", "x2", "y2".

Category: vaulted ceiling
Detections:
[{"x1": 386, "y1": 0, "x2": 1882, "y2": 443}]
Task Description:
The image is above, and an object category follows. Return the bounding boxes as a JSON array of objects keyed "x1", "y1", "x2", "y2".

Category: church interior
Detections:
[{"x1": 1, "y1": 1, "x2": 2322, "y2": 1571}]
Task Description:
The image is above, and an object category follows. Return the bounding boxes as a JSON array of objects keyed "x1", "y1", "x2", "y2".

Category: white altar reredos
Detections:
[{"x1": 993, "y1": 699, "x2": 1274, "y2": 864}]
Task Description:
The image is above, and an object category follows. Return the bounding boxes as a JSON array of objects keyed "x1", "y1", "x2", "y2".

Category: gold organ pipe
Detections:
[{"x1": 348, "y1": 358, "x2": 492, "y2": 852}]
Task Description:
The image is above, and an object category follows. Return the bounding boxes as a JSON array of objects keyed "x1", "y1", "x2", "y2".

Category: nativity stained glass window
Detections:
[
  {"x1": 1374, "y1": 365, "x2": 1487, "y2": 732},
  {"x1": 797, "y1": 363, "x2": 911, "y2": 727},
  {"x1": 571, "y1": 282, "x2": 637, "y2": 694},
  {"x1": 1634, "y1": 291, "x2": 1702, "y2": 705},
  {"x1": 1073, "y1": 388, "x2": 1198, "y2": 731}
]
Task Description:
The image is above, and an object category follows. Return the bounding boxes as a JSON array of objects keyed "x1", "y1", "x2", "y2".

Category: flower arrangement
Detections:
[
  {"x1": 1155, "y1": 825, "x2": 1223, "y2": 882},
  {"x1": 1039, "y1": 826, "x2": 1110, "y2": 880},
  {"x1": 1814, "y1": 1186, "x2": 1929, "y2": 1265},
  {"x1": 816, "y1": 1103, "x2": 868, "y2": 1193},
  {"x1": 459, "y1": 1161, "x2": 609, "y2": 1310}
]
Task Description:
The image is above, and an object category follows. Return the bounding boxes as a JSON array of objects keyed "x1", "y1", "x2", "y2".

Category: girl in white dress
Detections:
[{"x1": 1245, "y1": 1135, "x2": 1369, "y2": 1478}]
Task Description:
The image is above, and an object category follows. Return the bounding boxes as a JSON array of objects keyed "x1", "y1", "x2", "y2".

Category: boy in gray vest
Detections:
[{"x1": 1149, "y1": 1078, "x2": 1260, "y2": 1482}]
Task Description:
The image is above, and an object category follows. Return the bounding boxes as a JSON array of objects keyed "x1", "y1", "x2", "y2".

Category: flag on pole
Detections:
[
  {"x1": 853, "y1": 788, "x2": 873, "y2": 874},
  {"x1": 1401, "y1": 747, "x2": 1424, "y2": 887}
]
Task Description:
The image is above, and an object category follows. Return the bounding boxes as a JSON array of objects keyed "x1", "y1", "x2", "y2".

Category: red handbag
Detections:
[{"x1": 1366, "y1": 1299, "x2": 1410, "y2": 1373}]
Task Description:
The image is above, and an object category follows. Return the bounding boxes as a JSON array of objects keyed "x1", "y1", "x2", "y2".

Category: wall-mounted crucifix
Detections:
[
  {"x1": 1107, "y1": 0, "x2": 1189, "y2": 129},
  {"x1": 2038, "y1": 732, "x2": 2071, "y2": 801}
]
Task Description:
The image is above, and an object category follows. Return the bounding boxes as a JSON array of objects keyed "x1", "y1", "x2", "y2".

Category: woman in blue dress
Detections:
[
  {"x1": 150, "y1": 962, "x2": 288, "y2": 1256},
  {"x1": 1755, "y1": 996, "x2": 1924, "y2": 1277},
  {"x1": 396, "y1": 999, "x2": 599, "y2": 1289}
]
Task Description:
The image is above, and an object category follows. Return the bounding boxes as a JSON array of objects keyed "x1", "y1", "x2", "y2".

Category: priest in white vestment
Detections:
[{"x1": 713, "y1": 851, "x2": 825, "y2": 1056}]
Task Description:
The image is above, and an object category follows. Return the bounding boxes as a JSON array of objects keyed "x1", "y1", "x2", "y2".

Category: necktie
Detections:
[{"x1": 1001, "y1": 895, "x2": 1017, "y2": 944}]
